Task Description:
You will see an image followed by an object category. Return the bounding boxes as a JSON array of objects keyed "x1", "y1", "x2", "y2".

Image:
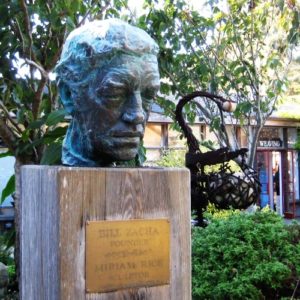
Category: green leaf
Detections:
[
  {"x1": 136, "y1": 142, "x2": 147, "y2": 166},
  {"x1": 45, "y1": 109, "x2": 66, "y2": 126},
  {"x1": 236, "y1": 102, "x2": 252, "y2": 114},
  {"x1": 66, "y1": 17, "x2": 76, "y2": 30},
  {"x1": 268, "y1": 58, "x2": 281, "y2": 69},
  {"x1": 1, "y1": 174, "x2": 15, "y2": 204},
  {"x1": 44, "y1": 126, "x2": 67, "y2": 139},
  {"x1": 21, "y1": 129, "x2": 30, "y2": 142},
  {"x1": 28, "y1": 116, "x2": 47, "y2": 129},
  {"x1": 0, "y1": 150, "x2": 12, "y2": 158},
  {"x1": 210, "y1": 117, "x2": 221, "y2": 130},
  {"x1": 40, "y1": 143, "x2": 62, "y2": 165},
  {"x1": 16, "y1": 108, "x2": 26, "y2": 124},
  {"x1": 267, "y1": 91, "x2": 275, "y2": 98}
]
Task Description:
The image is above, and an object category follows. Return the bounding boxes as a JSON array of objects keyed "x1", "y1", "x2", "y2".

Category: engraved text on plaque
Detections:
[{"x1": 85, "y1": 219, "x2": 170, "y2": 293}]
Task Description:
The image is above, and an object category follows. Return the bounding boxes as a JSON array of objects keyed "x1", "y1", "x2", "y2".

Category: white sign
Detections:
[{"x1": 258, "y1": 140, "x2": 282, "y2": 148}]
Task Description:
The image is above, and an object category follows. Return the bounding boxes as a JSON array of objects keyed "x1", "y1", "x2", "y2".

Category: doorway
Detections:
[
  {"x1": 256, "y1": 150, "x2": 299, "y2": 217},
  {"x1": 256, "y1": 151, "x2": 283, "y2": 215}
]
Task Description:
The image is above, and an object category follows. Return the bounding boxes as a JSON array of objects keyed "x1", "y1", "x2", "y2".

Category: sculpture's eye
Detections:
[
  {"x1": 97, "y1": 86, "x2": 124, "y2": 99},
  {"x1": 96, "y1": 87, "x2": 126, "y2": 108}
]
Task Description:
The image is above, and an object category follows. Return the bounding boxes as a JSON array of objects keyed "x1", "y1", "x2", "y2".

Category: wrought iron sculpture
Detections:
[{"x1": 175, "y1": 91, "x2": 261, "y2": 225}]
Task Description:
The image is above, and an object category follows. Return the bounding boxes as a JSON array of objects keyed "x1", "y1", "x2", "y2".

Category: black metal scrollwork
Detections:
[{"x1": 175, "y1": 91, "x2": 261, "y2": 226}]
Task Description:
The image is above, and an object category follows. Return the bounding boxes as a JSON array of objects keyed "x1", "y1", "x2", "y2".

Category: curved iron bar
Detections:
[
  {"x1": 175, "y1": 91, "x2": 260, "y2": 226},
  {"x1": 175, "y1": 91, "x2": 231, "y2": 154}
]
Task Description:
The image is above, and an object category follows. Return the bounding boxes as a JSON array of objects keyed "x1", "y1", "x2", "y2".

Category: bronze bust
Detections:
[{"x1": 56, "y1": 19, "x2": 160, "y2": 166}]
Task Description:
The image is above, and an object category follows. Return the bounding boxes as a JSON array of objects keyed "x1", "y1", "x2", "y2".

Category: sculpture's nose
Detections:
[{"x1": 122, "y1": 92, "x2": 145, "y2": 125}]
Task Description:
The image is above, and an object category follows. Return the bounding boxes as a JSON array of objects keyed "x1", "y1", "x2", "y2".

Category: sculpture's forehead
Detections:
[{"x1": 100, "y1": 54, "x2": 159, "y2": 86}]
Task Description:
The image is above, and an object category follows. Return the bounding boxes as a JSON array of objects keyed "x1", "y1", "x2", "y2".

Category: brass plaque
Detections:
[{"x1": 85, "y1": 219, "x2": 170, "y2": 293}]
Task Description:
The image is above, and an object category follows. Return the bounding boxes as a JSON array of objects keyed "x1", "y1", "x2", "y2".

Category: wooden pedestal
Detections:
[{"x1": 20, "y1": 166, "x2": 191, "y2": 300}]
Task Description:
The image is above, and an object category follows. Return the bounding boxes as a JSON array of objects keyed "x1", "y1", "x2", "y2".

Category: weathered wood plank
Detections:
[
  {"x1": 59, "y1": 168, "x2": 107, "y2": 300},
  {"x1": 20, "y1": 166, "x2": 191, "y2": 300},
  {"x1": 21, "y1": 166, "x2": 60, "y2": 300}
]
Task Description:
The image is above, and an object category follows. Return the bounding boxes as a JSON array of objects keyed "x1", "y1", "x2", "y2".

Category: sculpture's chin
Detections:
[
  {"x1": 109, "y1": 148, "x2": 138, "y2": 161},
  {"x1": 93, "y1": 136, "x2": 140, "y2": 162}
]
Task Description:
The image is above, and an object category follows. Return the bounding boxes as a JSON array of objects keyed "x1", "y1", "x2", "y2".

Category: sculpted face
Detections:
[
  {"x1": 78, "y1": 54, "x2": 160, "y2": 161},
  {"x1": 56, "y1": 19, "x2": 160, "y2": 166}
]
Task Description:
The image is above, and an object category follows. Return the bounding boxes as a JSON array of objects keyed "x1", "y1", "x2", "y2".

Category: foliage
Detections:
[
  {"x1": 155, "y1": 149, "x2": 185, "y2": 167},
  {"x1": 203, "y1": 203, "x2": 241, "y2": 221},
  {"x1": 277, "y1": 59, "x2": 300, "y2": 119},
  {"x1": 286, "y1": 221, "x2": 300, "y2": 245},
  {"x1": 0, "y1": 174, "x2": 15, "y2": 204},
  {"x1": 192, "y1": 209, "x2": 300, "y2": 299},
  {"x1": 284, "y1": 59, "x2": 300, "y2": 103},
  {"x1": 0, "y1": 230, "x2": 14, "y2": 266},
  {"x1": 294, "y1": 132, "x2": 300, "y2": 151},
  {"x1": 138, "y1": 0, "x2": 300, "y2": 167},
  {"x1": 154, "y1": 146, "x2": 242, "y2": 169},
  {"x1": 0, "y1": 230, "x2": 17, "y2": 297}
]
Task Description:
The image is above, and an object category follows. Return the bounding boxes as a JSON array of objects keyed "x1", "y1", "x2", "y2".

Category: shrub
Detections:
[
  {"x1": 192, "y1": 209, "x2": 300, "y2": 299},
  {"x1": 155, "y1": 149, "x2": 185, "y2": 167},
  {"x1": 0, "y1": 231, "x2": 14, "y2": 266},
  {"x1": 0, "y1": 230, "x2": 17, "y2": 297},
  {"x1": 204, "y1": 203, "x2": 241, "y2": 221}
]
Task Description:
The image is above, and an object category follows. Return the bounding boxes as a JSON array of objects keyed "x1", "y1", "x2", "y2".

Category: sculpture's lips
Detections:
[
  {"x1": 110, "y1": 136, "x2": 140, "y2": 147},
  {"x1": 110, "y1": 131, "x2": 143, "y2": 138}
]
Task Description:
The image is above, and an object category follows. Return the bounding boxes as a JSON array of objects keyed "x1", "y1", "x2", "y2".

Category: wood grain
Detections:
[
  {"x1": 20, "y1": 166, "x2": 60, "y2": 300},
  {"x1": 20, "y1": 166, "x2": 191, "y2": 300}
]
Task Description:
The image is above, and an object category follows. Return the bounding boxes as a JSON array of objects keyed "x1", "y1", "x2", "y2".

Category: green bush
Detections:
[
  {"x1": 155, "y1": 149, "x2": 185, "y2": 167},
  {"x1": 204, "y1": 203, "x2": 241, "y2": 221},
  {"x1": 192, "y1": 209, "x2": 300, "y2": 299},
  {"x1": 0, "y1": 230, "x2": 17, "y2": 296},
  {"x1": 0, "y1": 231, "x2": 14, "y2": 266}
]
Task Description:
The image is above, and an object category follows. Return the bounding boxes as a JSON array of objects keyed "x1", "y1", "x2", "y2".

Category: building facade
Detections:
[{"x1": 144, "y1": 113, "x2": 300, "y2": 219}]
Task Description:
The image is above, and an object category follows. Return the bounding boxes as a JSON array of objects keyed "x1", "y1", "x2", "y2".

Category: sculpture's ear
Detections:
[{"x1": 58, "y1": 81, "x2": 74, "y2": 114}]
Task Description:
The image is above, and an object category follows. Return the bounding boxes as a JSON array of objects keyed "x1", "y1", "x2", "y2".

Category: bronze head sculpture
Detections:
[{"x1": 56, "y1": 19, "x2": 160, "y2": 166}]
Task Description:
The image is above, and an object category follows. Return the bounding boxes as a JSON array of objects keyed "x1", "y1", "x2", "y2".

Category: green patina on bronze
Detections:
[{"x1": 56, "y1": 19, "x2": 160, "y2": 166}]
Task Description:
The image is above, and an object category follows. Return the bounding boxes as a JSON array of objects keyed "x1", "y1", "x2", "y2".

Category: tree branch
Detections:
[
  {"x1": 228, "y1": 13, "x2": 259, "y2": 98},
  {"x1": 45, "y1": 24, "x2": 67, "y2": 71},
  {"x1": 78, "y1": 8, "x2": 92, "y2": 26},
  {"x1": 19, "y1": 0, "x2": 37, "y2": 61},
  {"x1": 194, "y1": 101, "x2": 229, "y2": 148},
  {"x1": 0, "y1": 101, "x2": 23, "y2": 136},
  {"x1": 24, "y1": 59, "x2": 49, "y2": 79},
  {"x1": 160, "y1": 66, "x2": 185, "y2": 97},
  {"x1": 11, "y1": 18, "x2": 25, "y2": 55},
  {"x1": 32, "y1": 77, "x2": 47, "y2": 120},
  {"x1": 0, "y1": 117, "x2": 16, "y2": 152},
  {"x1": 186, "y1": 17, "x2": 248, "y2": 101},
  {"x1": 0, "y1": 107, "x2": 38, "y2": 161}
]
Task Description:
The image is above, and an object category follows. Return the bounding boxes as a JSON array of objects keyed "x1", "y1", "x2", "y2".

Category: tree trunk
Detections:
[{"x1": 248, "y1": 125, "x2": 263, "y2": 168}]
